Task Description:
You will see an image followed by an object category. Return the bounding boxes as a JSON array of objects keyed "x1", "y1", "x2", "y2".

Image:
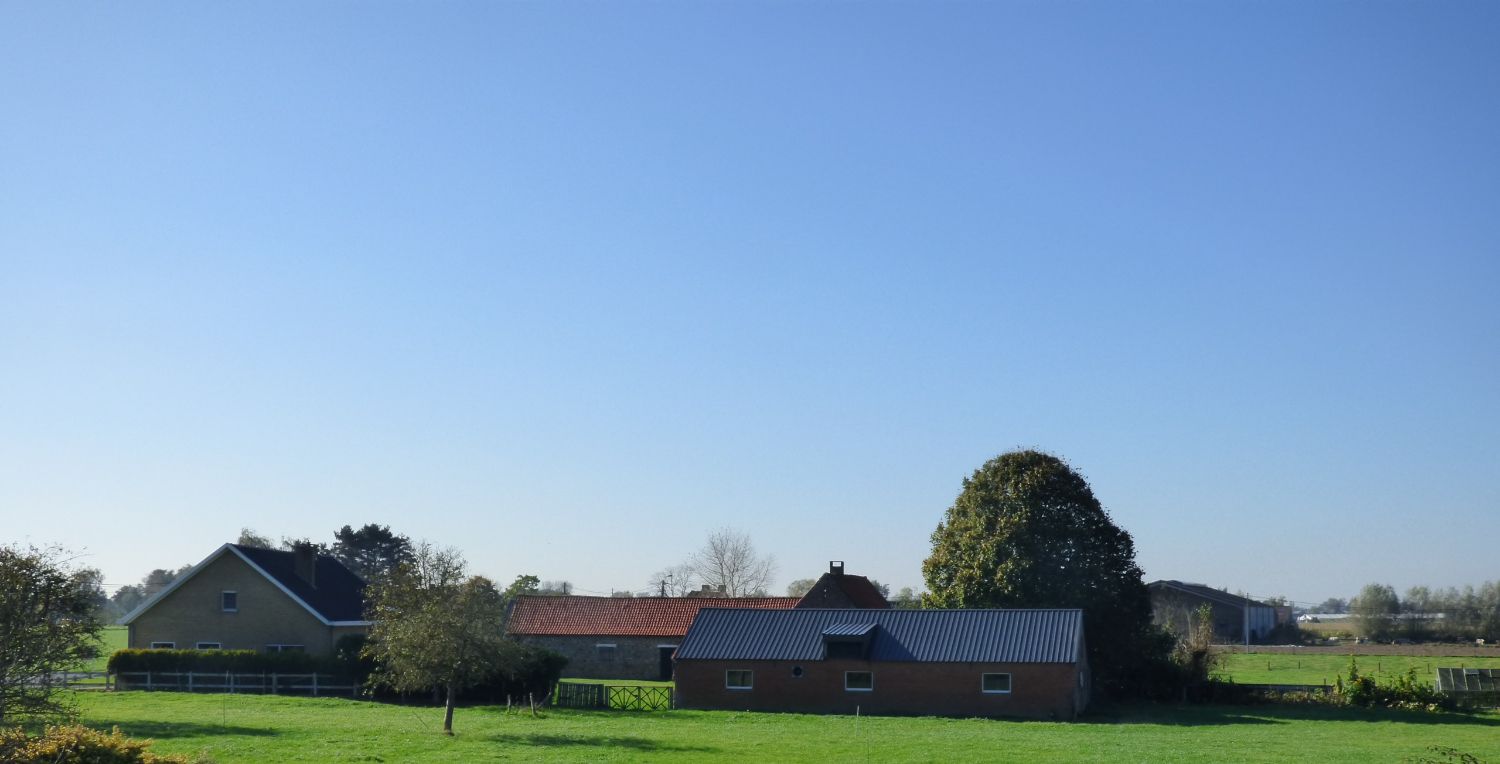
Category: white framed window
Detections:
[
  {"x1": 725, "y1": 670, "x2": 753, "y2": 690},
  {"x1": 595, "y1": 644, "x2": 617, "y2": 661},
  {"x1": 845, "y1": 671, "x2": 874, "y2": 692},
  {"x1": 221, "y1": 591, "x2": 238, "y2": 612},
  {"x1": 982, "y1": 673, "x2": 1012, "y2": 694},
  {"x1": 266, "y1": 644, "x2": 305, "y2": 653},
  {"x1": 149, "y1": 642, "x2": 175, "y2": 649},
  {"x1": 196, "y1": 642, "x2": 222, "y2": 650}
]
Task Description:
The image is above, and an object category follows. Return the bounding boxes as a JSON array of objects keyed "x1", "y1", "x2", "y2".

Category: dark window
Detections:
[
  {"x1": 221, "y1": 591, "x2": 238, "y2": 612},
  {"x1": 266, "y1": 644, "x2": 305, "y2": 653},
  {"x1": 982, "y1": 673, "x2": 1012, "y2": 694},
  {"x1": 596, "y1": 644, "x2": 617, "y2": 661},
  {"x1": 791, "y1": 666, "x2": 804, "y2": 678},
  {"x1": 149, "y1": 642, "x2": 175, "y2": 649},
  {"x1": 845, "y1": 671, "x2": 874, "y2": 691},
  {"x1": 726, "y1": 670, "x2": 753, "y2": 690},
  {"x1": 196, "y1": 642, "x2": 221, "y2": 650},
  {"x1": 826, "y1": 641, "x2": 863, "y2": 660}
]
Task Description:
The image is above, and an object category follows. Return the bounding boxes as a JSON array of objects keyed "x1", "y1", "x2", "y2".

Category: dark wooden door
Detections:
[{"x1": 658, "y1": 646, "x2": 675, "y2": 681}]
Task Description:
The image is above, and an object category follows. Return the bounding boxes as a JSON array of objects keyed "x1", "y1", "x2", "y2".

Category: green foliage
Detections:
[
  {"x1": 463, "y1": 644, "x2": 568, "y2": 704},
  {"x1": 0, "y1": 544, "x2": 105, "y2": 725},
  {"x1": 331, "y1": 524, "x2": 414, "y2": 583},
  {"x1": 921, "y1": 450, "x2": 1162, "y2": 697},
  {"x1": 1350, "y1": 584, "x2": 1401, "y2": 641},
  {"x1": 363, "y1": 543, "x2": 515, "y2": 733},
  {"x1": 106, "y1": 649, "x2": 337, "y2": 675},
  {"x1": 0, "y1": 724, "x2": 191, "y2": 763},
  {"x1": 1337, "y1": 658, "x2": 1450, "y2": 712},
  {"x1": 1173, "y1": 605, "x2": 1220, "y2": 686}
]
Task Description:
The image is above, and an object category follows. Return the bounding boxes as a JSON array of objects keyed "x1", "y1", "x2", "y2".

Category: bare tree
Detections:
[
  {"x1": 649, "y1": 564, "x2": 697, "y2": 597},
  {"x1": 687, "y1": 529, "x2": 776, "y2": 597}
]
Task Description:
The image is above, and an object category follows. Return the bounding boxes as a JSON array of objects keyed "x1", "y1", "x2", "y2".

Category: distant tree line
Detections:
[{"x1": 1346, "y1": 581, "x2": 1500, "y2": 642}]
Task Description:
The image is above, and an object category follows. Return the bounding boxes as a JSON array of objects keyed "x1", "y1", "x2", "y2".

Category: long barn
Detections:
[{"x1": 673, "y1": 608, "x2": 1090, "y2": 719}]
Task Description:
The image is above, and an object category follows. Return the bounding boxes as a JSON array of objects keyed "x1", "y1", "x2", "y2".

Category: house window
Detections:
[
  {"x1": 845, "y1": 671, "x2": 874, "y2": 692},
  {"x1": 221, "y1": 591, "x2": 238, "y2": 612},
  {"x1": 982, "y1": 673, "x2": 1012, "y2": 694},
  {"x1": 726, "y1": 670, "x2": 753, "y2": 690},
  {"x1": 149, "y1": 642, "x2": 175, "y2": 649},
  {"x1": 266, "y1": 644, "x2": 305, "y2": 653},
  {"x1": 196, "y1": 642, "x2": 222, "y2": 650},
  {"x1": 596, "y1": 644, "x2": 617, "y2": 661}
]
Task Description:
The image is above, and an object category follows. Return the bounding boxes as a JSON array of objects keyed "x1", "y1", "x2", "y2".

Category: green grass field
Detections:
[
  {"x1": 84, "y1": 626, "x2": 129, "y2": 672},
  {"x1": 1215, "y1": 653, "x2": 1500, "y2": 686},
  {"x1": 69, "y1": 691, "x2": 1500, "y2": 763}
]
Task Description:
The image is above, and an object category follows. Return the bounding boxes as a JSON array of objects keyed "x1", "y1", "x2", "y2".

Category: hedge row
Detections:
[{"x1": 106, "y1": 648, "x2": 343, "y2": 674}]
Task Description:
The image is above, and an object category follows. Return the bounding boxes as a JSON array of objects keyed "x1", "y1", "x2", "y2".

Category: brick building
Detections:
[
  {"x1": 674, "y1": 608, "x2": 1090, "y2": 719},
  {"x1": 507, "y1": 595, "x2": 800, "y2": 680},
  {"x1": 121, "y1": 543, "x2": 369, "y2": 657}
]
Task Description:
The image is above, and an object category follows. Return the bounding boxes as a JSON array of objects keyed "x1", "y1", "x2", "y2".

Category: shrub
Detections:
[
  {"x1": 107, "y1": 649, "x2": 339, "y2": 675},
  {"x1": 1338, "y1": 659, "x2": 1450, "y2": 712},
  {"x1": 461, "y1": 644, "x2": 568, "y2": 704},
  {"x1": 0, "y1": 724, "x2": 192, "y2": 763}
]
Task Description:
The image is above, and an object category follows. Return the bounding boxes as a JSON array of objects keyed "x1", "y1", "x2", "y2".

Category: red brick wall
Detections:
[{"x1": 676, "y1": 659, "x2": 1084, "y2": 720}]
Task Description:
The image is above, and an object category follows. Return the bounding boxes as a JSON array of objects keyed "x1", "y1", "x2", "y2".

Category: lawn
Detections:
[
  {"x1": 1216, "y1": 652, "x2": 1500, "y2": 686},
  {"x1": 71, "y1": 691, "x2": 1500, "y2": 763}
]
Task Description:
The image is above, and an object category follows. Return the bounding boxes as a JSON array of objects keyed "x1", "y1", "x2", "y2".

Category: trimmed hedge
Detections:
[{"x1": 107, "y1": 648, "x2": 340, "y2": 675}]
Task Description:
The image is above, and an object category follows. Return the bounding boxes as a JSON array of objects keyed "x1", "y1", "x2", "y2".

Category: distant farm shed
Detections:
[
  {"x1": 1148, "y1": 580, "x2": 1281, "y2": 644},
  {"x1": 674, "y1": 608, "x2": 1090, "y2": 719}
]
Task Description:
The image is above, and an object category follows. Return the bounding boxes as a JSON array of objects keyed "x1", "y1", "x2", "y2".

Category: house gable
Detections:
[{"x1": 121, "y1": 544, "x2": 369, "y2": 627}]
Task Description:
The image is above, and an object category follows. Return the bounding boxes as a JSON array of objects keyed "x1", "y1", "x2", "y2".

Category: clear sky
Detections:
[{"x1": 2, "y1": 2, "x2": 1496, "y2": 608}]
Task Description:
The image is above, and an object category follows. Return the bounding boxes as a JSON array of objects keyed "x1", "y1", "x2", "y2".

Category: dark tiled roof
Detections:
[
  {"x1": 231, "y1": 544, "x2": 368, "y2": 622},
  {"x1": 1148, "y1": 580, "x2": 1269, "y2": 609},
  {"x1": 795, "y1": 572, "x2": 891, "y2": 609},
  {"x1": 507, "y1": 595, "x2": 800, "y2": 637},
  {"x1": 676, "y1": 608, "x2": 1085, "y2": 663}
]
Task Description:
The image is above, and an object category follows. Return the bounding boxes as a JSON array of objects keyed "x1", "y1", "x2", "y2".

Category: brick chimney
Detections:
[
  {"x1": 830, "y1": 561, "x2": 844, "y2": 576},
  {"x1": 293, "y1": 543, "x2": 317, "y2": 588}
]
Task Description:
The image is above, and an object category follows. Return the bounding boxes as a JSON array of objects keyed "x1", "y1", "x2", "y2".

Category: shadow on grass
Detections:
[
  {"x1": 86, "y1": 719, "x2": 276, "y2": 739},
  {"x1": 1083, "y1": 704, "x2": 1500, "y2": 727},
  {"x1": 487, "y1": 732, "x2": 716, "y2": 753}
]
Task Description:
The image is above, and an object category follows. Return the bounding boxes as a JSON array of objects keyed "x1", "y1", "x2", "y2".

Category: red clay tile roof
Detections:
[{"x1": 507, "y1": 595, "x2": 800, "y2": 637}]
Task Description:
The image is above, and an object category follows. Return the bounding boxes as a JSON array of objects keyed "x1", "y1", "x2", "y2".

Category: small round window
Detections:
[{"x1": 791, "y1": 666, "x2": 804, "y2": 678}]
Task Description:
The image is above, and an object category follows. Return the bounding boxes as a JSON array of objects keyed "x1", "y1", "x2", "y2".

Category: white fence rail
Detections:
[{"x1": 113, "y1": 671, "x2": 359, "y2": 696}]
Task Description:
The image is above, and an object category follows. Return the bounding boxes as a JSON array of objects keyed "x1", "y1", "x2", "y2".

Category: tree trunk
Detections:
[{"x1": 442, "y1": 683, "x2": 456, "y2": 735}]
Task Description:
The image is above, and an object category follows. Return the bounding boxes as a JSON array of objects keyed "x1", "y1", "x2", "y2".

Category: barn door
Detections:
[{"x1": 658, "y1": 646, "x2": 676, "y2": 681}]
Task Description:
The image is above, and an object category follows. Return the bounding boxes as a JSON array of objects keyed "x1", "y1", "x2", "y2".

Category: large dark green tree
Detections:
[
  {"x1": 922, "y1": 450, "x2": 1163, "y2": 696},
  {"x1": 332, "y1": 524, "x2": 415, "y2": 583}
]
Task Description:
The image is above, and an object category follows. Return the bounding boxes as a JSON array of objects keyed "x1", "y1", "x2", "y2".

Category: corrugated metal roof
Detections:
[
  {"x1": 1147, "y1": 580, "x2": 1271, "y2": 610},
  {"x1": 1437, "y1": 668, "x2": 1498, "y2": 692},
  {"x1": 677, "y1": 608, "x2": 1084, "y2": 663},
  {"x1": 822, "y1": 623, "x2": 879, "y2": 638}
]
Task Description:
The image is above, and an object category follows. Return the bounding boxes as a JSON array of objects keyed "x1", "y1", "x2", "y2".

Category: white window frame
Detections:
[
  {"x1": 196, "y1": 642, "x2": 222, "y2": 650},
  {"x1": 149, "y1": 642, "x2": 175, "y2": 649},
  {"x1": 595, "y1": 643, "x2": 617, "y2": 661},
  {"x1": 844, "y1": 671, "x2": 874, "y2": 692},
  {"x1": 982, "y1": 673, "x2": 1012, "y2": 694},
  {"x1": 221, "y1": 591, "x2": 238, "y2": 612},
  {"x1": 725, "y1": 669, "x2": 754, "y2": 690}
]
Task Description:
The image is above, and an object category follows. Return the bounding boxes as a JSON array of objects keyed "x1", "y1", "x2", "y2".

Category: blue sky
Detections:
[{"x1": 2, "y1": 2, "x2": 1496, "y2": 606}]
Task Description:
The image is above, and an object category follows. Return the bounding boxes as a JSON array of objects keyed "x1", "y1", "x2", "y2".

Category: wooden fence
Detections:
[
  {"x1": 113, "y1": 671, "x2": 358, "y2": 697},
  {"x1": 553, "y1": 683, "x2": 674, "y2": 711}
]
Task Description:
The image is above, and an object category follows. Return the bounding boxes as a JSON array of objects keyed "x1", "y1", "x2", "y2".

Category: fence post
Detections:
[
  {"x1": 313, "y1": 674, "x2": 319, "y2": 697},
  {"x1": 272, "y1": 673, "x2": 278, "y2": 695},
  {"x1": 227, "y1": 671, "x2": 233, "y2": 694},
  {"x1": 146, "y1": 672, "x2": 153, "y2": 691},
  {"x1": 187, "y1": 672, "x2": 193, "y2": 692}
]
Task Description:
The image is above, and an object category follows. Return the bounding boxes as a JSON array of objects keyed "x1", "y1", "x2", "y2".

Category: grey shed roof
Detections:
[
  {"x1": 677, "y1": 608, "x2": 1084, "y2": 664},
  {"x1": 1437, "y1": 668, "x2": 1499, "y2": 693}
]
